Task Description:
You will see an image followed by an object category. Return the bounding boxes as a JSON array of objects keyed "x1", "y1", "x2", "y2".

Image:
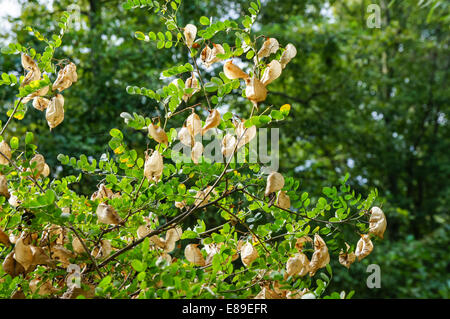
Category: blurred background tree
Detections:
[{"x1": 0, "y1": 0, "x2": 448, "y2": 298}]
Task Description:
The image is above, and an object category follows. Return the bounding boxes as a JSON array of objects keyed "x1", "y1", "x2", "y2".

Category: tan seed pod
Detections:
[
  {"x1": 309, "y1": 234, "x2": 330, "y2": 277},
  {"x1": 92, "y1": 239, "x2": 112, "y2": 259},
  {"x1": 8, "y1": 194, "x2": 20, "y2": 207},
  {"x1": 240, "y1": 242, "x2": 258, "y2": 267},
  {"x1": 265, "y1": 172, "x2": 285, "y2": 196},
  {"x1": 186, "y1": 113, "x2": 202, "y2": 137},
  {"x1": 148, "y1": 123, "x2": 168, "y2": 146},
  {"x1": 286, "y1": 252, "x2": 310, "y2": 277},
  {"x1": 261, "y1": 60, "x2": 282, "y2": 86},
  {"x1": 235, "y1": 120, "x2": 257, "y2": 149},
  {"x1": 221, "y1": 133, "x2": 237, "y2": 157},
  {"x1": 9, "y1": 233, "x2": 18, "y2": 244},
  {"x1": 52, "y1": 62, "x2": 77, "y2": 92},
  {"x1": 2, "y1": 251, "x2": 25, "y2": 277},
  {"x1": 166, "y1": 226, "x2": 183, "y2": 243},
  {"x1": 149, "y1": 235, "x2": 166, "y2": 250},
  {"x1": 30, "y1": 246, "x2": 56, "y2": 268},
  {"x1": 194, "y1": 188, "x2": 211, "y2": 206},
  {"x1": 184, "y1": 244, "x2": 205, "y2": 266},
  {"x1": 0, "y1": 140, "x2": 12, "y2": 165},
  {"x1": 184, "y1": 24, "x2": 197, "y2": 48},
  {"x1": 339, "y1": 243, "x2": 356, "y2": 269},
  {"x1": 204, "y1": 243, "x2": 221, "y2": 266},
  {"x1": 257, "y1": 38, "x2": 279, "y2": 60},
  {"x1": 202, "y1": 109, "x2": 221, "y2": 135},
  {"x1": 191, "y1": 141, "x2": 203, "y2": 164},
  {"x1": 22, "y1": 85, "x2": 49, "y2": 104},
  {"x1": 137, "y1": 225, "x2": 151, "y2": 239},
  {"x1": 223, "y1": 60, "x2": 249, "y2": 80},
  {"x1": 295, "y1": 236, "x2": 312, "y2": 252},
  {"x1": 90, "y1": 183, "x2": 114, "y2": 201},
  {"x1": 29, "y1": 154, "x2": 45, "y2": 178},
  {"x1": 276, "y1": 190, "x2": 290, "y2": 209},
  {"x1": 96, "y1": 203, "x2": 123, "y2": 225},
  {"x1": 41, "y1": 163, "x2": 50, "y2": 178},
  {"x1": 65, "y1": 62, "x2": 78, "y2": 82},
  {"x1": 157, "y1": 253, "x2": 172, "y2": 265},
  {"x1": 21, "y1": 53, "x2": 38, "y2": 71},
  {"x1": 51, "y1": 245, "x2": 75, "y2": 267},
  {"x1": 72, "y1": 237, "x2": 86, "y2": 255},
  {"x1": 254, "y1": 286, "x2": 282, "y2": 299},
  {"x1": 0, "y1": 175, "x2": 10, "y2": 199},
  {"x1": 178, "y1": 126, "x2": 194, "y2": 147},
  {"x1": 355, "y1": 234, "x2": 373, "y2": 261},
  {"x1": 201, "y1": 43, "x2": 225, "y2": 68},
  {"x1": 280, "y1": 43, "x2": 297, "y2": 69},
  {"x1": 245, "y1": 77, "x2": 267, "y2": 103},
  {"x1": 46, "y1": 94, "x2": 65, "y2": 129},
  {"x1": 369, "y1": 206, "x2": 387, "y2": 239},
  {"x1": 0, "y1": 227, "x2": 11, "y2": 246},
  {"x1": 182, "y1": 74, "x2": 200, "y2": 102},
  {"x1": 13, "y1": 235, "x2": 34, "y2": 271},
  {"x1": 22, "y1": 67, "x2": 41, "y2": 87},
  {"x1": 175, "y1": 200, "x2": 187, "y2": 209},
  {"x1": 29, "y1": 278, "x2": 57, "y2": 296},
  {"x1": 32, "y1": 97, "x2": 50, "y2": 111},
  {"x1": 144, "y1": 150, "x2": 164, "y2": 183}
]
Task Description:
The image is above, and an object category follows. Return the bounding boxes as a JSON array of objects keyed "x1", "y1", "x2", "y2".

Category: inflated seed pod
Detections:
[
  {"x1": 184, "y1": 24, "x2": 197, "y2": 48},
  {"x1": 46, "y1": 94, "x2": 64, "y2": 129},
  {"x1": 96, "y1": 203, "x2": 123, "y2": 225},
  {"x1": 184, "y1": 244, "x2": 205, "y2": 266},
  {"x1": 309, "y1": 234, "x2": 330, "y2": 276},
  {"x1": 21, "y1": 53, "x2": 38, "y2": 71},
  {"x1": 29, "y1": 154, "x2": 45, "y2": 178},
  {"x1": 240, "y1": 242, "x2": 258, "y2": 267},
  {"x1": 22, "y1": 66, "x2": 41, "y2": 87},
  {"x1": 191, "y1": 141, "x2": 203, "y2": 164},
  {"x1": 22, "y1": 85, "x2": 49, "y2": 104},
  {"x1": 261, "y1": 60, "x2": 282, "y2": 86},
  {"x1": 30, "y1": 246, "x2": 56, "y2": 268},
  {"x1": 201, "y1": 43, "x2": 225, "y2": 68},
  {"x1": 72, "y1": 237, "x2": 86, "y2": 255},
  {"x1": 0, "y1": 140, "x2": 12, "y2": 165},
  {"x1": 29, "y1": 278, "x2": 57, "y2": 296},
  {"x1": 52, "y1": 62, "x2": 77, "y2": 92},
  {"x1": 32, "y1": 97, "x2": 50, "y2": 111},
  {"x1": 148, "y1": 123, "x2": 168, "y2": 146},
  {"x1": 286, "y1": 252, "x2": 310, "y2": 277},
  {"x1": 178, "y1": 126, "x2": 194, "y2": 147},
  {"x1": 0, "y1": 175, "x2": 10, "y2": 199},
  {"x1": 182, "y1": 74, "x2": 199, "y2": 102},
  {"x1": 202, "y1": 109, "x2": 221, "y2": 135},
  {"x1": 245, "y1": 77, "x2": 267, "y2": 104},
  {"x1": 339, "y1": 243, "x2": 356, "y2": 269},
  {"x1": 223, "y1": 60, "x2": 249, "y2": 80},
  {"x1": 41, "y1": 163, "x2": 50, "y2": 178},
  {"x1": 221, "y1": 133, "x2": 237, "y2": 157},
  {"x1": 355, "y1": 234, "x2": 373, "y2": 261},
  {"x1": 257, "y1": 38, "x2": 279, "y2": 60},
  {"x1": 280, "y1": 43, "x2": 297, "y2": 69},
  {"x1": 51, "y1": 244, "x2": 75, "y2": 267},
  {"x1": 2, "y1": 252, "x2": 25, "y2": 277},
  {"x1": 92, "y1": 239, "x2": 112, "y2": 259},
  {"x1": 276, "y1": 190, "x2": 290, "y2": 209},
  {"x1": 295, "y1": 236, "x2": 312, "y2": 252},
  {"x1": 13, "y1": 235, "x2": 34, "y2": 271},
  {"x1": 90, "y1": 183, "x2": 114, "y2": 201},
  {"x1": 235, "y1": 120, "x2": 256, "y2": 149},
  {"x1": 369, "y1": 206, "x2": 387, "y2": 239},
  {"x1": 0, "y1": 227, "x2": 10, "y2": 246},
  {"x1": 143, "y1": 150, "x2": 164, "y2": 183},
  {"x1": 264, "y1": 172, "x2": 285, "y2": 196},
  {"x1": 186, "y1": 112, "x2": 202, "y2": 137}
]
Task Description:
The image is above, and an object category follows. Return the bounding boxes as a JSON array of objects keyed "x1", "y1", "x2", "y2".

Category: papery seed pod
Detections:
[
  {"x1": 191, "y1": 141, "x2": 203, "y2": 164},
  {"x1": 369, "y1": 206, "x2": 387, "y2": 239},
  {"x1": 41, "y1": 163, "x2": 50, "y2": 178},
  {"x1": 186, "y1": 113, "x2": 202, "y2": 137},
  {"x1": 22, "y1": 68, "x2": 41, "y2": 87},
  {"x1": 254, "y1": 287, "x2": 282, "y2": 299},
  {"x1": 194, "y1": 188, "x2": 211, "y2": 206},
  {"x1": 257, "y1": 38, "x2": 279, "y2": 60},
  {"x1": 235, "y1": 120, "x2": 257, "y2": 149},
  {"x1": 178, "y1": 126, "x2": 194, "y2": 147},
  {"x1": 30, "y1": 246, "x2": 56, "y2": 268},
  {"x1": 137, "y1": 225, "x2": 151, "y2": 239},
  {"x1": 184, "y1": 244, "x2": 205, "y2": 266},
  {"x1": 0, "y1": 140, "x2": 12, "y2": 165},
  {"x1": 355, "y1": 234, "x2": 373, "y2": 261},
  {"x1": 92, "y1": 239, "x2": 112, "y2": 259},
  {"x1": 286, "y1": 252, "x2": 310, "y2": 277},
  {"x1": 149, "y1": 235, "x2": 166, "y2": 249},
  {"x1": 280, "y1": 43, "x2": 297, "y2": 69},
  {"x1": 261, "y1": 60, "x2": 282, "y2": 86},
  {"x1": 245, "y1": 77, "x2": 267, "y2": 104},
  {"x1": 61, "y1": 282, "x2": 96, "y2": 299},
  {"x1": 96, "y1": 203, "x2": 123, "y2": 225},
  {"x1": 157, "y1": 253, "x2": 172, "y2": 265},
  {"x1": 0, "y1": 175, "x2": 10, "y2": 199},
  {"x1": 21, "y1": 53, "x2": 38, "y2": 71},
  {"x1": 91, "y1": 183, "x2": 114, "y2": 201},
  {"x1": 51, "y1": 245, "x2": 75, "y2": 267},
  {"x1": 29, "y1": 154, "x2": 45, "y2": 178},
  {"x1": 32, "y1": 97, "x2": 49, "y2": 113},
  {"x1": 309, "y1": 234, "x2": 330, "y2": 277},
  {"x1": 265, "y1": 172, "x2": 285, "y2": 197},
  {"x1": 175, "y1": 200, "x2": 186, "y2": 209},
  {"x1": 2, "y1": 251, "x2": 25, "y2": 277},
  {"x1": 22, "y1": 85, "x2": 49, "y2": 104},
  {"x1": 339, "y1": 243, "x2": 356, "y2": 269},
  {"x1": 46, "y1": 94, "x2": 64, "y2": 129},
  {"x1": 148, "y1": 123, "x2": 168, "y2": 146},
  {"x1": 0, "y1": 227, "x2": 11, "y2": 246},
  {"x1": 276, "y1": 190, "x2": 290, "y2": 209},
  {"x1": 8, "y1": 194, "x2": 20, "y2": 207},
  {"x1": 72, "y1": 237, "x2": 86, "y2": 255},
  {"x1": 222, "y1": 133, "x2": 237, "y2": 157},
  {"x1": 201, "y1": 43, "x2": 225, "y2": 68},
  {"x1": 29, "y1": 278, "x2": 57, "y2": 296},
  {"x1": 52, "y1": 62, "x2": 77, "y2": 92},
  {"x1": 184, "y1": 24, "x2": 197, "y2": 48},
  {"x1": 13, "y1": 235, "x2": 34, "y2": 271},
  {"x1": 144, "y1": 150, "x2": 164, "y2": 183},
  {"x1": 9, "y1": 233, "x2": 18, "y2": 244},
  {"x1": 223, "y1": 60, "x2": 249, "y2": 80},
  {"x1": 204, "y1": 243, "x2": 221, "y2": 266},
  {"x1": 295, "y1": 236, "x2": 312, "y2": 252},
  {"x1": 202, "y1": 109, "x2": 221, "y2": 135},
  {"x1": 183, "y1": 74, "x2": 200, "y2": 102},
  {"x1": 164, "y1": 227, "x2": 182, "y2": 253},
  {"x1": 240, "y1": 242, "x2": 258, "y2": 267}
]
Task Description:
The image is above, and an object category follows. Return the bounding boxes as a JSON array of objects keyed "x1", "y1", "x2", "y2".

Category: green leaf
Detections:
[
  {"x1": 10, "y1": 136, "x2": 19, "y2": 149},
  {"x1": 25, "y1": 132, "x2": 34, "y2": 144},
  {"x1": 200, "y1": 16, "x2": 210, "y2": 25}
]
